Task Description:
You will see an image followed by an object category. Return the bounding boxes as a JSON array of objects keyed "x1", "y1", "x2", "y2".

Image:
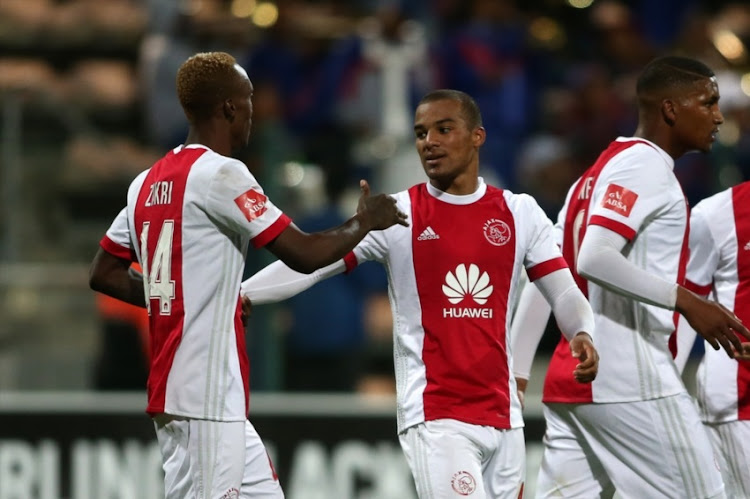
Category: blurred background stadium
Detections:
[{"x1": 0, "y1": 0, "x2": 749, "y2": 497}]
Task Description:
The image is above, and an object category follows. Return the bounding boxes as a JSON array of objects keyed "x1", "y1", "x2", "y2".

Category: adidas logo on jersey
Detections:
[
  {"x1": 441, "y1": 263, "x2": 494, "y2": 319},
  {"x1": 745, "y1": 241, "x2": 750, "y2": 251},
  {"x1": 417, "y1": 226, "x2": 440, "y2": 240}
]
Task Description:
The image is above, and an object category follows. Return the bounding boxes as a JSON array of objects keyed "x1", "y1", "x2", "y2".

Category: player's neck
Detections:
[
  {"x1": 430, "y1": 175, "x2": 479, "y2": 196},
  {"x1": 184, "y1": 128, "x2": 232, "y2": 157},
  {"x1": 633, "y1": 124, "x2": 680, "y2": 160}
]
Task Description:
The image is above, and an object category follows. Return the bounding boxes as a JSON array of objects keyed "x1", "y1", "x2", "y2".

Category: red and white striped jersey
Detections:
[
  {"x1": 100, "y1": 144, "x2": 291, "y2": 421},
  {"x1": 346, "y1": 179, "x2": 567, "y2": 432},
  {"x1": 685, "y1": 182, "x2": 750, "y2": 423},
  {"x1": 543, "y1": 137, "x2": 689, "y2": 404}
]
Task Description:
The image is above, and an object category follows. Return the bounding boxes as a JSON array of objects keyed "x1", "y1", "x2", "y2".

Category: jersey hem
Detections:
[
  {"x1": 527, "y1": 257, "x2": 568, "y2": 282},
  {"x1": 398, "y1": 414, "x2": 523, "y2": 433},
  {"x1": 147, "y1": 408, "x2": 247, "y2": 422},
  {"x1": 588, "y1": 215, "x2": 637, "y2": 240},
  {"x1": 100, "y1": 235, "x2": 134, "y2": 261},
  {"x1": 542, "y1": 388, "x2": 686, "y2": 405},
  {"x1": 701, "y1": 415, "x2": 744, "y2": 424},
  {"x1": 251, "y1": 213, "x2": 292, "y2": 248}
]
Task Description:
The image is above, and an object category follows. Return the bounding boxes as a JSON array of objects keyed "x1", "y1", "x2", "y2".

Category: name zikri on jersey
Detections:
[
  {"x1": 145, "y1": 181, "x2": 174, "y2": 206},
  {"x1": 441, "y1": 263, "x2": 494, "y2": 319}
]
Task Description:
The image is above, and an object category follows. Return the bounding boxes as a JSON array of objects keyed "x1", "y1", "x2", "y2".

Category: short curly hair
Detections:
[
  {"x1": 176, "y1": 52, "x2": 243, "y2": 122},
  {"x1": 418, "y1": 89, "x2": 483, "y2": 130},
  {"x1": 636, "y1": 56, "x2": 715, "y2": 103}
]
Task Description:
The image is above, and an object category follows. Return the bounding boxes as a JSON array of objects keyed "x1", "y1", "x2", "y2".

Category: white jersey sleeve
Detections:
[
  {"x1": 100, "y1": 207, "x2": 133, "y2": 260},
  {"x1": 205, "y1": 159, "x2": 289, "y2": 248},
  {"x1": 350, "y1": 190, "x2": 410, "y2": 267},
  {"x1": 517, "y1": 194, "x2": 566, "y2": 281},
  {"x1": 587, "y1": 145, "x2": 674, "y2": 241}
]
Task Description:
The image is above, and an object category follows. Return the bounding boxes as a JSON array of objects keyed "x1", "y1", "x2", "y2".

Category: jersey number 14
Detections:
[{"x1": 140, "y1": 220, "x2": 176, "y2": 315}]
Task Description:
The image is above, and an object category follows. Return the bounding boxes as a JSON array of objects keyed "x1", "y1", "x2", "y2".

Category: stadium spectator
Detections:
[
  {"x1": 88, "y1": 51, "x2": 407, "y2": 499},
  {"x1": 242, "y1": 89, "x2": 597, "y2": 498},
  {"x1": 511, "y1": 56, "x2": 749, "y2": 498}
]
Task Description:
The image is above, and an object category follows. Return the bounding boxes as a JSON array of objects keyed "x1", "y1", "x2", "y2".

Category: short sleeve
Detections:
[
  {"x1": 100, "y1": 207, "x2": 134, "y2": 260},
  {"x1": 205, "y1": 159, "x2": 291, "y2": 248},
  {"x1": 350, "y1": 191, "x2": 409, "y2": 270},
  {"x1": 587, "y1": 146, "x2": 671, "y2": 241},
  {"x1": 685, "y1": 204, "x2": 719, "y2": 295},
  {"x1": 518, "y1": 194, "x2": 568, "y2": 281},
  {"x1": 352, "y1": 231, "x2": 388, "y2": 268}
]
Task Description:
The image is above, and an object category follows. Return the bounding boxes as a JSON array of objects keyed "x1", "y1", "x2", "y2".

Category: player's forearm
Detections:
[
  {"x1": 241, "y1": 259, "x2": 346, "y2": 304},
  {"x1": 536, "y1": 269, "x2": 594, "y2": 342},
  {"x1": 267, "y1": 215, "x2": 372, "y2": 274},
  {"x1": 89, "y1": 249, "x2": 146, "y2": 307},
  {"x1": 577, "y1": 226, "x2": 677, "y2": 309}
]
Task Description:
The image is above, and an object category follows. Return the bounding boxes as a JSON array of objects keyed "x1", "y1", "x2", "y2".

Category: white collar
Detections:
[
  {"x1": 615, "y1": 137, "x2": 675, "y2": 171},
  {"x1": 425, "y1": 177, "x2": 487, "y2": 205}
]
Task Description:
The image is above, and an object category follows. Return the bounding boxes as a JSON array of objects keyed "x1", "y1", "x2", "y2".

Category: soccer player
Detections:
[
  {"x1": 88, "y1": 51, "x2": 408, "y2": 499},
  {"x1": 510, "y1": 56, "x2": 750, "y2": 498},
  {"x1": 241, "y1": 89, "x2": 598, "y2": 498},
  {"x1": 673, "y1": 180, "x2": 750, "y2": 498}
]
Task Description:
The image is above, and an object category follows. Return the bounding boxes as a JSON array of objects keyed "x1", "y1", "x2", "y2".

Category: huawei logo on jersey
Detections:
[
  {"x1": 601, "y1": 184, "x2": 638, "y2": 217},
  {"x1": 442, "y1": 264, "x2": 494, "y2": 319},
  {"x1": 234, "y1": 189, "x2": 268, "y2": 222}
]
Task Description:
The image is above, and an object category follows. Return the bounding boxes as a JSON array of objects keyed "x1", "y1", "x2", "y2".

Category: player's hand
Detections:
[
  {"x1": 677, "y1": 287, "x2": 750, "y2": 358},
  {"x1": 241, "y1": 296, "x2": 252, "y2": 326},
  {"x1": 515, "y1": 377, "x2": 528, "y2": 410},
  {"x1": 734, "y1": 343, "x2": 750, "y2": 361},
  {"x1": 570, "y1": 332, "x2": 598, "y2": 383},
  {"x1": 356, "y1": 180, "x2": 409, "y2": 230}
]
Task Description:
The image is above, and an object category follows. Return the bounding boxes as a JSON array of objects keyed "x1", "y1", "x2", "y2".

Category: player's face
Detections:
[
  {"x1": 413, "y1": 99, "x2": 485, "y2": 189},
  {"x1": 229, "y1": 66, "x2": 254, "y2": 150},
  {"x1": 672, "y1": 77, "x2": 723, "y2": 154}
]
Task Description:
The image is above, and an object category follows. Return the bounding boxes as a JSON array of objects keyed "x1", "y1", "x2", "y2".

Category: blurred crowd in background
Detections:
[{"x1": 1, "y1": 0, "x2": 750, "y2": 393}]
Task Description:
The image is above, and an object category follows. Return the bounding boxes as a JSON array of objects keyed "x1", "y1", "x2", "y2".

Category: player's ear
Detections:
[
  {"x1": 661, "y1": 99, "x2": 676, "y2": 127},
  {"x1": 223, "y1": 99, "x2": 235, "y2": 122},
  {"x1": 473, "y1": 126, "x2": 487, "y2": 147}
]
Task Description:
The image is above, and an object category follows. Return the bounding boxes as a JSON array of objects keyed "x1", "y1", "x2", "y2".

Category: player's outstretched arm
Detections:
[
  {"x1": 241, "y1": 259, "x2": 346, "y2": 304},
  {"x1": 675, "y1": 287, "x2": 750, "y2": 358},
  {"x1": 265, "y1": 180, "x2": 407, "y2": 274},
  {"x1": 89, "y1": 247, "x2": 146, "y2": 307}
]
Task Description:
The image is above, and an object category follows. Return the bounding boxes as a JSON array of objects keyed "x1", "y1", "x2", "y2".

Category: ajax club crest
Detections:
[{"x1": 483, "y1": 218, "x2": 511, "y2": 246}]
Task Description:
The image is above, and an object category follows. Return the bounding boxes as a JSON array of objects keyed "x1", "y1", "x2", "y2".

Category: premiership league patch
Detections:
[
  {"x1": 601, "y1": 184, "x2": 638, "y2": 217},
  {"x1": 234, "y1": 189, "x2": 268, "y2": 222}
]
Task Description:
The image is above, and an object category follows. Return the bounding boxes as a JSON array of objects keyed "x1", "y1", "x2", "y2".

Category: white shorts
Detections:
[
  {"x1": 536, "y1": 393, "x2": 725, "y2": 499},
  {"x1": 399, "y1": 418, "x2": 525, "y2": 499},
  {"x1": 705, "y1": 420, "x2": 750, "y2": 498},
  {"x1": 154, "y1": 416, "x2": 283, "y2": 499}
]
